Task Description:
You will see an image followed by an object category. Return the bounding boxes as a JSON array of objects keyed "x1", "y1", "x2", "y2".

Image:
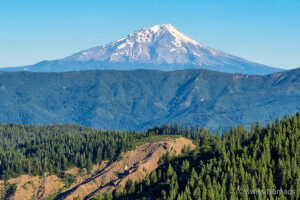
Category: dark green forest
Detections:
[
  {"x1": 0, "y1": 124, "x2": 141, "y2": 179},
  {"x1": 95, "y1": 113, "x2": 300, "y2": 200},
  {"x1": 0, "y1": 123, "x2": 194, "y2": 179}
]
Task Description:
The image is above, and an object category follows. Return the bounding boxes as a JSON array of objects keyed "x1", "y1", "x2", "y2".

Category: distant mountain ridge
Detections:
[
  {"x1": 0, "y1": 68, "x2": 299, "y2": 131},
  {"x1": 1, "y1": 24, "x2": 282, "y2": 75}
]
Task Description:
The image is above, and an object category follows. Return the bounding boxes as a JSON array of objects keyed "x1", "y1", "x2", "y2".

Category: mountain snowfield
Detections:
[
  {"x1": 1, "y1": 24, "x2": 282, "y2": 74},
  {"x1": 65, "y1": 24, "x2": 223, "y2": 65}
]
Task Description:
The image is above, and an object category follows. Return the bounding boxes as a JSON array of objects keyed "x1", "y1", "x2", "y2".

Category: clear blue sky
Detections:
[{"x1": 0, "y1": 0, "x2": 299, "y2": 69}]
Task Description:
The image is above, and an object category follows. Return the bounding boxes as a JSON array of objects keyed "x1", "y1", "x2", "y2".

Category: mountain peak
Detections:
[
  {"x1": 146, "y1": 24, "x2": 201, "y2": 46},
  {"x1": 148, "y1": 23, "x2": 185, "y2": 36},
  {"x1": 1, "y1": 24, "x2": 282, "y2": 75},
  {"x1": 65, "y1": 23, "x2": 215, "y2": 65},
  {"x1": 149, "y1": 23, "x2": 175, "y2": 32}
]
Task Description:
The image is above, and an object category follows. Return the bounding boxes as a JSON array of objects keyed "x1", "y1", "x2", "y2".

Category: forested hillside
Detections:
[
  {"x1": 0, "y1": 124, "x2": 140, "y2": 179},
  {"x1": 1, "y1": 114, "x2": 299, "y2": 199},
  {"x1": 0, "y1": 123, "x2": 198, "y2": 199},
  {"x1": 0, "y1": 68, "x2": 299, "y2": 131},
  {"x1": 0, "y1": 124, "x2": 194, "y2": 180},
  {"x1": 96, "y1": 113, "x2": 300, "y2": 200}
]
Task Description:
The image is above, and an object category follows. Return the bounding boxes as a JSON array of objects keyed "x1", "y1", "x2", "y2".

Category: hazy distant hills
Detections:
[
  {"x1": 0, "y1": 68, "x2": 299, "y2": 131},
  {"x1": 0, "y1": 24, "x2": 282, "y2": 75}
]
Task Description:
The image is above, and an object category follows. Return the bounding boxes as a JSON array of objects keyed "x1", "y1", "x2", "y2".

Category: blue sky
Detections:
[{"x1": 0, "y1": 0, "x2": 299, "y2": 69}]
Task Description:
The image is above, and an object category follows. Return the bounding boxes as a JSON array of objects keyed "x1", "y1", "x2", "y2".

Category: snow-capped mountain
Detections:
[
  {"x1": 65, "y1": 24, "x2": 222, "y2": 65},
  {"x1": 1, "y1": 24, "x2": 282, "y2": 74}
]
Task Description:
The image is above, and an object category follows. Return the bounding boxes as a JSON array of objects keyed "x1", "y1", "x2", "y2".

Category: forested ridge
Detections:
[
  {"x1": 0, "y1": 114, "x2": 299, "y2": 200},
  {"x1": 95, "y1": 113, "x2": 300, "y2": 200},
  {"x1": 0, "y1": 123, "x2": 195, "y2": 180},
  {"x1": 0, "y1": 68, "x2": 299, "y2": 131}
]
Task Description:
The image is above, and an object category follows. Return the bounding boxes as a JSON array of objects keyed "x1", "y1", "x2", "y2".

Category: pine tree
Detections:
[{"x1": 150, "y1": 171, "x2": 158, "y2": 184}]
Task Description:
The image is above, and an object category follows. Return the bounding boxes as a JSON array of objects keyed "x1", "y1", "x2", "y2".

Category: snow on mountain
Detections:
[
  {"x1": 64, "y1": 24, "x2": 228, "y2": 66},
  {"x1": 0, "y1": 24, "x2": 283, "y2": 74}
]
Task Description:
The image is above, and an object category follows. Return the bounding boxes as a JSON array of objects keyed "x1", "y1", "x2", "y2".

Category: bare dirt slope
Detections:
[
  {"x1": 62, "y1": 137, "x2": 195, "y2": 200},
  {"x1": 1, "y1": 174, "x2": 63, "y2": 200},
  {"x1": 1, "y1": 137, "x2": 194, "y2": 200}
]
